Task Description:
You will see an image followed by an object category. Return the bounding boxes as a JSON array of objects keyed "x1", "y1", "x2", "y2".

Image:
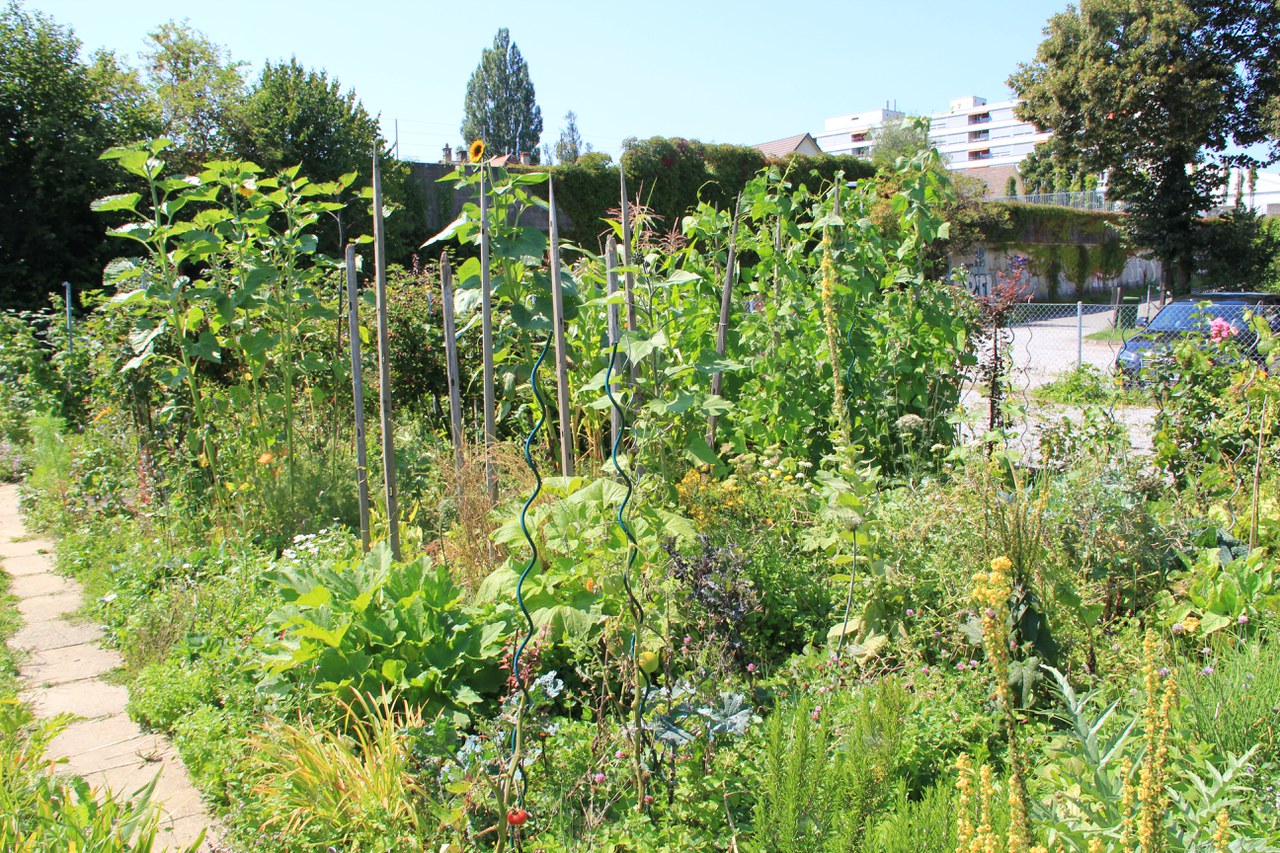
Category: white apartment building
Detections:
[
  {"x1": 814, "y1": 96, "x2": 1052, "y2": 192},
  {"x1": 812, "y1": 106, "x2": 905, "y2": 160}
]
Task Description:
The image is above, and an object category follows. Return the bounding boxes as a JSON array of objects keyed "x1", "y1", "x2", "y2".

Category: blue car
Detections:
[{"x1": 1114, "y1": 292, "x2": 1280, "y2": 379}]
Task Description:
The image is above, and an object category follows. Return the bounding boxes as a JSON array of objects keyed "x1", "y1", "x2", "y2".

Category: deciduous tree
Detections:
[{"x1": 1010, "y1": 0, "x2": 1280, "y2": 291}]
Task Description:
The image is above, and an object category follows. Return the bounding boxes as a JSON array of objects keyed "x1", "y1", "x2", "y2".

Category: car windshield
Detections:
[{"x1": 1147, "y1": 301, "x2": 1251, "y2": 333}]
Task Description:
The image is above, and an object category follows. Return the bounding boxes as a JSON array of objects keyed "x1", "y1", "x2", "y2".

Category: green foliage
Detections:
[
  {"x1": 258, "y1": 543, "x2": 506, "y2": 721},
  {"x1": 140, "y1": 20, "x2": 246, "y2": 174},
  {"x1": 1178, "y1": 637, "x2": 1280, "y2": 766},
  {"x1": 1032, "y1": 365, "x2": 1148, "y2": 407},
  {"x1": 1010, "y1": 0, "x2": 1280, "y2": 289},
  {"x1": 0, "y1": 2, "x2": 143, "y2": 308},
  {"x1": 553, "y1": 109, "x2": 585, "y2": 165},
  {"x1": 0, "y1": 700, "x2": 200, "y2": 851},
  {"x1": 461, "y1": 28, "x2": 543, "y2": 161},
  {"x1": 1195, "y1": 207, "x2": 1280, "y2": 291},
  {"x1": 748, "y1": 683, "x2": 913, "y2": 851}
]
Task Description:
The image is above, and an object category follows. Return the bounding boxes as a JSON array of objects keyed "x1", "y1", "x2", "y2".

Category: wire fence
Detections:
[{"x1": 955, "y1": 299, "x2": 1280, "y2": 460}]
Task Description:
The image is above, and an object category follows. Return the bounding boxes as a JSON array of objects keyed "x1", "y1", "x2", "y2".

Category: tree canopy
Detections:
[
  {"x1": 141, "y1": 21, "x2": 246, "y2": 173},
  {"x1": 554, "y1": 110, "x2": 585, "y2": 165},
  {"x1": 460, "y1": 28, "x2": 543, "y2": 161},
  {"x1": 1010, "y1": 0, "x2": 1280, "y2": 289},
  {"x1": 0, "y1": 2, "x2": 135, "y2": 308}
]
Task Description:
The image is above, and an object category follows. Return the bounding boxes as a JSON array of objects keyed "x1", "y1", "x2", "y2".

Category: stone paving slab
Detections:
[
  {"x1": 0, "y1": 483, "x2": 218, "y2": 851},
  {"x1": 10, "y1": 570, "x2": 74, "y2": 599},
  {"x1": 11, "y1": 618, "x2": 103, "y2": 652},
  {"x1": 20, "y1": 679, "x2": 130, "y2": 718},
  {"x1": 20, "y1": 642, "x2": 121, "y2": 686},
  {"x1": 15, "y1": 589, "x2": 81, "y2": 622},
  {"x1": 4, "y1": 552, "x2": 55, "y2": 576}
]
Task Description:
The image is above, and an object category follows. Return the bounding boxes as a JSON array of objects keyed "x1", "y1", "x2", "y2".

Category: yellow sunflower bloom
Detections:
[{"x1": 468, "y1": 139, "x2": 485, "y2": 163}]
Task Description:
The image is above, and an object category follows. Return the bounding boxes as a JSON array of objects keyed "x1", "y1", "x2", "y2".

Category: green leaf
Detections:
[
  {"x1": 90, "y1": 193, "x2": 142, "y2": 213},
  {"x1": 294, "y1": 585, "x2": 332, "y2": 607}
]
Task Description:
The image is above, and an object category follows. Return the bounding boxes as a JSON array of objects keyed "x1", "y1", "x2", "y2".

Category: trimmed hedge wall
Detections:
[{"x1": 530, "y1": 137, "x2": 876, "y2": 249}]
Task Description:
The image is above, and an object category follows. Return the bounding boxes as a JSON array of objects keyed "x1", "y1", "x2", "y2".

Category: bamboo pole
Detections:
[
  {"x1": 480, "y1": 168, "x2": 498, "y2": 502},
  {"x1": 706, "y1": 196, "x2": 742, "y2": 449},
  {"x1": 548, "y1": 177, "x2": 574, "y2": 477},
  {"x1": 606, "y1": 236, "x2": 621, "y2": 451},
  {"x1": 440, "y1": 253, "x2": 465, "y2": 498},
  {"x1": 372, "y1": 151, "x2": 401, "y2": 560},
  {"x1": 344, "y1": 245, "x2": 371, "y2": 551}
]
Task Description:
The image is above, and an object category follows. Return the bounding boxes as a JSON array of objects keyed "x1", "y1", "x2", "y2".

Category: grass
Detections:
[
  {"x1": 0, "y1": 569, "x2": 19, "y2": 698},
  {"x1": 1032, "y1": 365, "x2": 1151, "y2": 406},
  {"x1": 1084, "y1": 326, "x2": 1141, "y2": 344}
]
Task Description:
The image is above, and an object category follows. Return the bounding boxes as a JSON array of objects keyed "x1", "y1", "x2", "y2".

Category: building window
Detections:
[
  {"x1": 850, "y1": 131, "x2": 869, "y2": 142},
  {"x1": 968, "y1": 112, "x2": 991, "y2": 125},
  {"x1": 969, "y1": 130, "x2": 989, "y2": 142},
  {"x1": 969, "y1": 149, "x2": 992, "y2": 161}
]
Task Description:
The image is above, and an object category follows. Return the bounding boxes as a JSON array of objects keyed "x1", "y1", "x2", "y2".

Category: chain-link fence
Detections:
[{"x1": 999, "y1": 299, "x2": 1280, "y2": 389}]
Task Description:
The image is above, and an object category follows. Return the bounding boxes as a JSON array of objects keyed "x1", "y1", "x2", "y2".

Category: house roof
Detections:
[{"x1": 754, "y1": 133, "x2": 820, "y2": 158}]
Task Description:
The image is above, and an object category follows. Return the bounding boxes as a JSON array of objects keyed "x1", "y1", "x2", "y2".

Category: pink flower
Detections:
[
  {"x1": 746, "y1": 663, "x2": 757, "y2": 673},
  {"x1": 593, "y1": 772, "x2": 606, "y2": 785},
  {"x1": 1209, "y1": 316, "x2": 1239, "y2": 343}
]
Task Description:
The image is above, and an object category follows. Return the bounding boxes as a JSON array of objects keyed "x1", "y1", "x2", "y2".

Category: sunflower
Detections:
[{"x1": 468, "y1": 139, "x2": 485, "y2": 163}]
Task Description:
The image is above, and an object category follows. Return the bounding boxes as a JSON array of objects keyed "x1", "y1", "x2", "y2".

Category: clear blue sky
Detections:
[{"x1": 29, "y1": 0, "x2": 1072, "y2": 163}]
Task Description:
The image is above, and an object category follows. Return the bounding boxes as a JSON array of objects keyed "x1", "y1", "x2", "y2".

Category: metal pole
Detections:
[
  {"x1": 480, "y1": 168, "x2": 497, "y2": 502},
  {"x1": 372, "y1": 151, "x2": 401, "y2": 560},
  {"x1": 345, "y1": 246, "x2": 371, "y2": 552},
  {"x1": 548, "y1": 177, "x2": 574, "y2": 477},
  {"x1": 1077, "y1": 300, "x2": 1084, "y2": 370},
  {"x1": 63, "y1": 281, "x2": 72, "y2": 360}
]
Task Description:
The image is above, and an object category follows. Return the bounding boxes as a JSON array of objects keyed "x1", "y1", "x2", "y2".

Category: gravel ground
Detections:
[{"x1": 957, "y1": 305, "x2": 1160, "y2": 461}]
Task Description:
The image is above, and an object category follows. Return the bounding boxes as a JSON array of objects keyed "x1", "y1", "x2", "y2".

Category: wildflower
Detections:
[
  {"x1": 592, "y1": 772, "x2": 606, "y2": 785},
  {"x1": 905, "y1": 608, "x2": 915, "y2": 617},
  {"x1": 614, "y1": 749, "x2": 627, "y2": 760},
  {"x1": 1202, "y1": 665, "x2": 1214, "y2": 676},
  {"x1": 1171, "y1": 622, "x2": 1185, "y2": 635},
  {"x1": 257, "y1": 451, "x2": 276, "y2": 465},
  {"x1": 746, "y1": 663, "x2": 757, "y2": 673},
  {"x1": 921, "y1": 666, "x2": 931, "y2": 674},
  {"x1": 1238, "y1": 614, "x2": 1250, "y2": 625},
  {"x1": 468, "y1": 139, "x2": 485, "y2": 163},
  {"x1": 1181, "y1": 615, "x2": 1201, "y2": 634}
]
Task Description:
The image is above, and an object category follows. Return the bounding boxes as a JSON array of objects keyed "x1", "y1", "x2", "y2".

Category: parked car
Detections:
[{"x1": 1115, "y1": 292, "x2": 1280, "y2": 378}]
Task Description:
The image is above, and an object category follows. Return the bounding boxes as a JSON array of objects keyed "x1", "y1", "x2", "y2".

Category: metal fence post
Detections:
[{"x1": 1076, "y1": 300, "x2": 1084, "y2": 369}]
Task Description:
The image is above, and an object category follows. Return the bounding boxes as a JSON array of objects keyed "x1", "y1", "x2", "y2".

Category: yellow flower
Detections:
[
  {"x1": 257, "y1": 451, "x2": 276, "y2": 465},
  {"x1": 468, "y1": 139, "x2": 485, "y2": 163},
  {"x1": 1180, "y1": 615, "x2": 1201, "y2": 634}
]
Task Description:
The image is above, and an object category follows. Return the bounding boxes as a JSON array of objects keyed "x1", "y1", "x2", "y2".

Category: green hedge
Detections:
[{"x1": 516, "y1": 137, "x2": 875, "y2": 250}]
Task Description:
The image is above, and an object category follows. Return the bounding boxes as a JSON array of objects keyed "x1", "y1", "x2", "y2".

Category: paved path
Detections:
[{"x1": 0, "y1": 484, "x2": 217, "y2": 851}]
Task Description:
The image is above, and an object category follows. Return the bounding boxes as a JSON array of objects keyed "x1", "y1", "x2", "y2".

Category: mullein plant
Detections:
[{"x1": 956, "y1": 556, "x2": 1042, "y2": 853}]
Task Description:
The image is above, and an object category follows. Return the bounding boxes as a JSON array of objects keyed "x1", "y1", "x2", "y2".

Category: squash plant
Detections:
[{"x1": 258, "y1": 543, "x2": 505, "y2": 724}]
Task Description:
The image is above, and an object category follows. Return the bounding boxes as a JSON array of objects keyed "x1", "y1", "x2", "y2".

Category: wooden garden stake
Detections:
[
  {"x1": 344, "y1": 245, "x2": 371, "y2": 552},
  {"x1": 606, "y1": 236, "x2": 621, "y2": 451},
  {"x1": 548, "y1": 177, "x2": 574, "y2": 477},
  {"x1": 771, "y1": 217, "x2": 783, "y2": 357},
  {"x1": 480, "y1": 167, "x2": 498, "y2": 502},
  {"x1": 371, "y1": 151, "x2": 401, "y2": 560},
  {"x1": 620, "y1": 169, "x2": 639, "y2": 385},
  {"x1": 706, "y1": 196, "x2": 742, "y2": 449},
  {"x1": 440, "y1": 253, "x2": 465, "y2": 497}
]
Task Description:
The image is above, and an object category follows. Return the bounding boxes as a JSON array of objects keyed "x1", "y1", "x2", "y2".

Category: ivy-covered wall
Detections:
[
  {"x1": 957, "y1": 202, "x2": 1160, "y2": 300},
  {"x1": 406, "y1": 138, "x2": 876, "y2": 251}
]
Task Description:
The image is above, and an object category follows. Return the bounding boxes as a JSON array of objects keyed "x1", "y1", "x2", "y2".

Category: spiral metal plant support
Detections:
[
  {"x1": 505, "y1": 336, "x2": 551, "y2": 842},
  {"x1": 606, "y1": 338, "x2": 649, "y2": 807}
]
